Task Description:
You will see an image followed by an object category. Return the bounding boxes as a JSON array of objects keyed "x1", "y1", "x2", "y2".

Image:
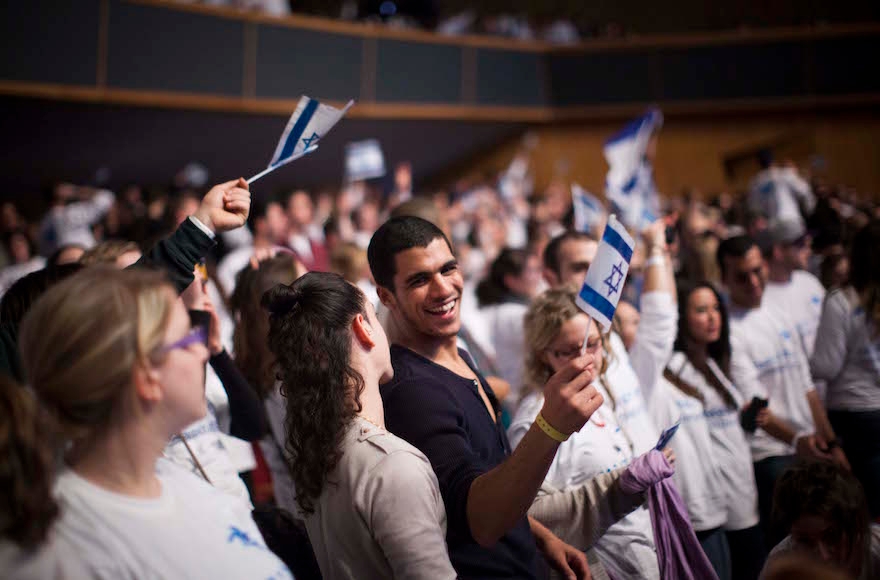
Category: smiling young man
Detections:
[{"x1": 368, "y1": 216, "x2": 603, "y2": 579}]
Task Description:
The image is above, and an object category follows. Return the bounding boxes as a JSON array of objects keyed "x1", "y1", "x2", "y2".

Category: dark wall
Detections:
[
  {"x1": 4, "y1": 1, "x2": 877, "y2": 111},
  {"x1": 0, "y1": 96, "x2": 525, "y2": 205}
]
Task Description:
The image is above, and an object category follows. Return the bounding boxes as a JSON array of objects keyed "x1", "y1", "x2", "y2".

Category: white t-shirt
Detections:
[
  {"x1": 642, "y1": 369, "x2": 727, "y2": 532},
  {"x1": 509, "y1": 390, "x2": 660, "y2": 580},
  {"x1": 481, "y1": 301, "x2": 529, "y2": 408},
  {"x1": 763, "y1": 270, "x2": 826, "y2": 357},
  {"x1": 163, "y1": 389, "x2": 253, "y2": 506},
  {"x1": 729, "y1": 303, "x2": 816, "y2": 462},
  {"x1": 9, "y1": 460, "x2": 291, "y2": 580},
  {"x1": 667, "y1": 352, "x2": 760, "y2": 531},
  {"x1": 747, "y1": 166, "x2": 814, "y2": 227},
  {"x1": 811, "y1": 288, "x2": 880, "y2": 411}
]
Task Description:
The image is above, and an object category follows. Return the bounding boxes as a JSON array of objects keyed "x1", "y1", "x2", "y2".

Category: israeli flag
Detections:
[
  {"x1": 269, "y1": 96, "x2": 354, "y2": 168},
  {"x1": 571, "y1": 183, "x2": 605, "y2": 235},
  {"x1": 247, "y1": 96, "x2": 354, "y2": 184},
  {"x1": 576, "y1": 214, "x2": 635, "y2": 332},
  {"x1": 604, "y1": 108, "x2": 662, "y2": 230}
]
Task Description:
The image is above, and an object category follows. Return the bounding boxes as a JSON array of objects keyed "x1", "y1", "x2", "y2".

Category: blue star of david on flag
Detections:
[
  {"x1": 604, "y1": 261, "x2": 625, "y2": 297},
  {"x1": 302, "y1": 132, "x2": 320, "y2": 148},
  {"x1": 575, "y1": 215, "x2": 635, "y2": 332}
]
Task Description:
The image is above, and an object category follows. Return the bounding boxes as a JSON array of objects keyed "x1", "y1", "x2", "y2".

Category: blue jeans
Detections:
[
  {"x1": 726, "y1": 525, "x2": 766, "y2": 580},
  {"x1": 753, "y1": 454, "x2": 796, "y2": 549},
  {"x1": 696, "y1": 527, "x2": 731, "y2": 580}
]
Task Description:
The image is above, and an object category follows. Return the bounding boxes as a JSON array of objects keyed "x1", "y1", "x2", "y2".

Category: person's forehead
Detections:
[
  {"x1": 728, "y1": 247, "x2": 762, "y2": 270},
  {"x1": 393, "y1": 238, "x2": 453, "y2": 276},
  {"x1": 560, "y1": 238, "x2": 597, "y2": 262},
  {"x1": 689, "y1": 287, "x2": 717, "y2": 304},
  {"x1": 555, "y1": 313, "x2": 591, "y2": 339}
]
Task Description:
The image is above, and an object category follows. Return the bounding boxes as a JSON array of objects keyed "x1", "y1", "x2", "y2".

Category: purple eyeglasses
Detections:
[{"x1": 159, "y1": 326, "x2": 208, "y2": 353}]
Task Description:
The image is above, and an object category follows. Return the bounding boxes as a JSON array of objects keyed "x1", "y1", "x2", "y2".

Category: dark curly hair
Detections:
[
  {"x1": 773, "y1": 460, "x2": 870, "y2": 572},
  {"x1": 262, "y1": 272, "x2": 367, "y2": 515},
  {"x1": 0, "y1": 375, "x2": 59, "y2": 549}
]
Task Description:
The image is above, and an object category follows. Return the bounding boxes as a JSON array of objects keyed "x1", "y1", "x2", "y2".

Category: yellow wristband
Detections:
[{"x1": 536, "y1": 413, "x2": 569, "y2": 443}]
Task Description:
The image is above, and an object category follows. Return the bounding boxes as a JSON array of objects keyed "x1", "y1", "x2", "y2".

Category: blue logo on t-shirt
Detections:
[{"x1": 228, "y1": 526, "x2": 263, "y2": 550}]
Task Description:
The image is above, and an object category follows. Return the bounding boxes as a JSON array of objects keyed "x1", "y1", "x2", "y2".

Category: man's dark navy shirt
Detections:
[{"x1": 381, "y1": 344, "x2": 541, "y2": 579}]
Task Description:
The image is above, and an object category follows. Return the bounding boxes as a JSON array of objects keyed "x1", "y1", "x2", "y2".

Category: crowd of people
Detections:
[{"x1": 0, "y1": 144, "x2": 878, "y2": 580}]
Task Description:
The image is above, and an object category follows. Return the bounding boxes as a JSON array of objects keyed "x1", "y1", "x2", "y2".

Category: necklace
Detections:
[{"x1": 358, "y1": 414, "x2": 385, "y2": 431}]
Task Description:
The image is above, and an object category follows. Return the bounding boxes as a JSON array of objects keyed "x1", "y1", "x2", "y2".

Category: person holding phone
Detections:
[
  {"x1": 716, "y1": 235, "x2": 848, "y2": 550},
  {"x1": 665, "y1": 281, "x2": 768, "y2": 580}
]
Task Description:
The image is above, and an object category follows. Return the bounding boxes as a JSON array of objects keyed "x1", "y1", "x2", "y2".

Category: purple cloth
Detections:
[{"x1": 620, "y1": 450, "x2": 719, "y2": 580}]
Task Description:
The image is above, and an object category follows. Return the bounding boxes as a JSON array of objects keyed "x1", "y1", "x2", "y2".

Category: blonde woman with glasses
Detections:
[{"x1": 4, "y1": 267, "x2": 291, "y2": 579}]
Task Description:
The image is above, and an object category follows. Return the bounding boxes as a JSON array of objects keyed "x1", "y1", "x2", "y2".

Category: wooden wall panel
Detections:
[{"x1": 450, "y1": 113, "x2": 880, "y2": 198}]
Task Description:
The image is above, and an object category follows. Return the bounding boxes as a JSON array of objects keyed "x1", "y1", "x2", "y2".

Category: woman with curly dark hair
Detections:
[{"x1": 263, "y1": 271, "x2": 456, "y2": 579}]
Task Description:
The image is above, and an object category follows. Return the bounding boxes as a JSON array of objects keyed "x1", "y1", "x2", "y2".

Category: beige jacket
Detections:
[{"x1": 305, "y1": 417, "x2": 457, "y2": 580}]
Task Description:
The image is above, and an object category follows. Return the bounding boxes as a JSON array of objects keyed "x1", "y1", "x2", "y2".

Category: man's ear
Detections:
[
  {"x1": 377, "y1": 286, "x2": 397, "y2": 311},
  {"x1": 133, "y1": 363, "x2": 163, "y2": 403},
  {"x1": 352, "y1": 313, "x2": 376, "y2": 349},
  {"x1": 542, "y1": 268, "x2": 559, "y2": 289}
]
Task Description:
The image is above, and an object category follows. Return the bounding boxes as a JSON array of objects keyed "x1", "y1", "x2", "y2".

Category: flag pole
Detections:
[
  {"x1": 580, "y1": 316, "x2": 594, "y2": 356},
  {"x1": 246, "y1": 144, "x2": 319, "y2": 185}
]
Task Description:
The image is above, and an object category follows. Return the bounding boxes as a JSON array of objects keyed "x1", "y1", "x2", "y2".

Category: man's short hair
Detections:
[
  {"x1": 716, "y1": 234, "x2": 757, "y2": 278},
  {"x1": 542, "y1": 230, "x2": 595, "y2": 276},
  {"x1": 367, "y1": 216, "x2": 452, "y2": 291}
]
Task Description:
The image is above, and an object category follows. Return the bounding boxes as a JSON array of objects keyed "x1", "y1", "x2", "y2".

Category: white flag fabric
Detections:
[
  {"x1": 268, "y1": 96, "x2": 354, "y2": 168},
  {"x1": 571, "y1": 183, "x2": 606, "y2": 235},
  {"x1": 604, "y1": 108, "x2": 662, "y2": 231},
  {"x1": 575, "y1": 214, "x2": 635, "y2": 332},
  {"x1": 344, "y1": 139, "x2": 386, "y2": 181}
]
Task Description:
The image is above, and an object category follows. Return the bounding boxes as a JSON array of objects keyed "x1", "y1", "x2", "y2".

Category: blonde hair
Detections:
[
  {"x1": 19, "y1": 267, "x2": 175, "y2": 440},
  {"x1": 80, "y1": 240, "x2": 141, "y2": 266},
  {"x1": 330, "y1": 242, "x2": 368, "y2": 284},
  {"x1": 523, "y1": 289, "x2": 611, "y2": 396}
]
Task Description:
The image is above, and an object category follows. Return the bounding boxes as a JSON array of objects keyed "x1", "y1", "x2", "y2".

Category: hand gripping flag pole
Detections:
[
  {"x1": 577, "y1": 214, "x2": 636, "y2": 354},
  {"x1": 247, "y1": 96, "x2": 355, "y2": 184}
]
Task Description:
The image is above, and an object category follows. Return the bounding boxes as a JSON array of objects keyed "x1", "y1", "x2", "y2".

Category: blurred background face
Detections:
[
  {"x1": 288, "y1": 191, "x2": 314, "y2": 228},
  {"x1": 554, "y1": 238, "x2": 598, "y2": 290},
  {"x1": 614, "y1": 301, "x2": 640, "y2": 350},
  {"x1": 263, "y1": 201, "x2": 290, "y2": 244},
  {"x1": 789, "y1": 514, "x2": 861, "y2": 577},
  {"x1": 723, "y1": 245, "x2": 766, "y2": 308},
  {"x1": 505, "y1": 254, "x2": 544, "y2": 299},
  {"x1": 542, "y1": 313, "x2": 603, "y2": 376},
  {"x1": 686, "y1": 287, "x2": 722, "y2": 345},
  {"x1": 778, "y1": 236, "x2": 812, "y2": 271}
]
